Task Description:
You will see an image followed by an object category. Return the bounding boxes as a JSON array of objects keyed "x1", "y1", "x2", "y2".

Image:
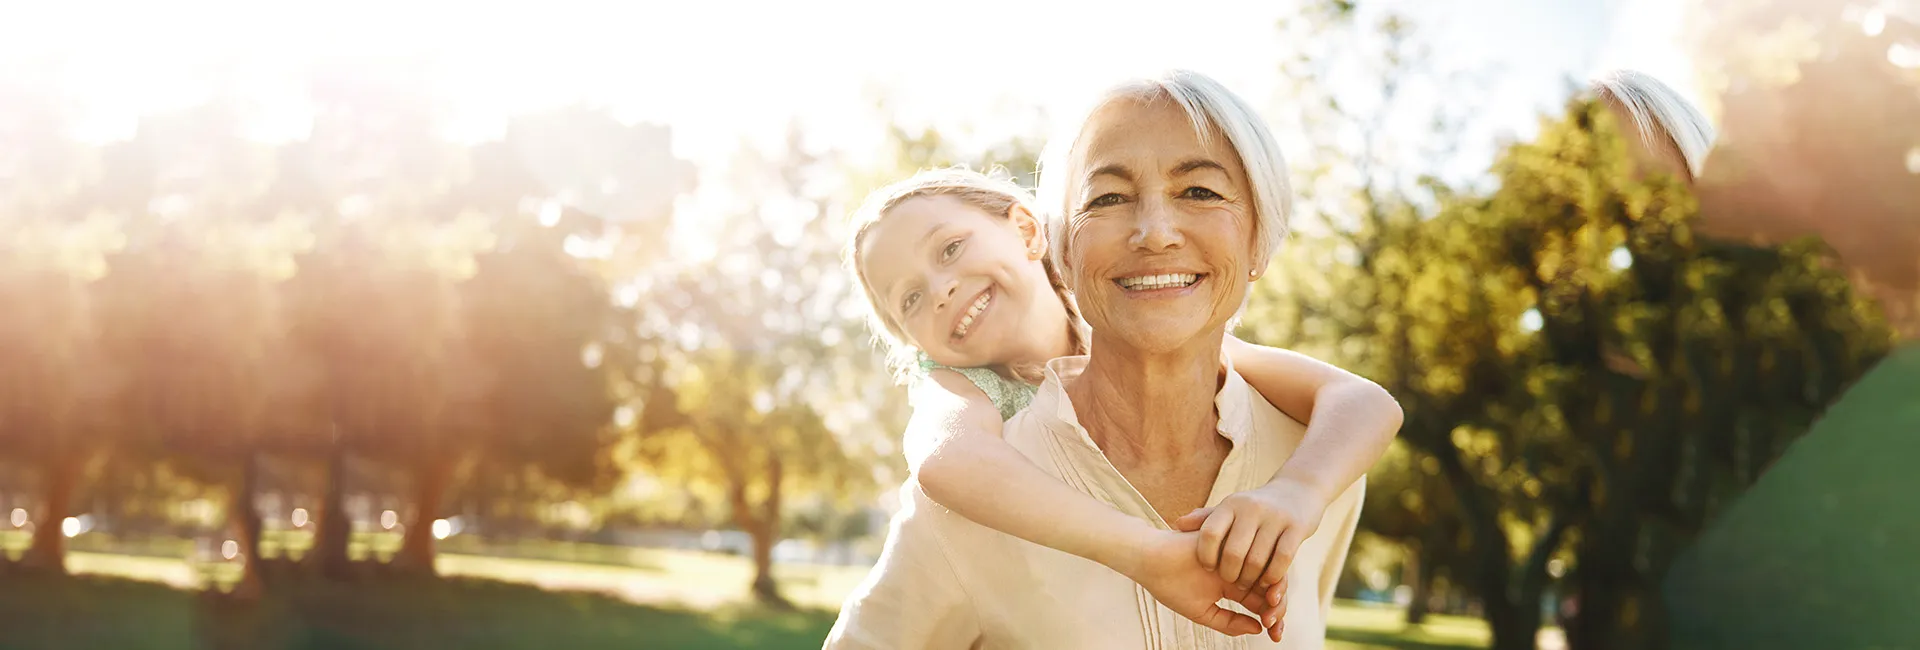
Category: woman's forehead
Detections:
[{"x1": 1075, "y1": 99, "x2": 1232, "y2": 164}]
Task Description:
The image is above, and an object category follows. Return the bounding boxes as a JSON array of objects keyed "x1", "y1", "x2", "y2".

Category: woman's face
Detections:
[
  {"x1": 858, "y1": 195, "x2": 1055, "y2": 368},
  {"x1": 1061, "y1": 96, "x2": 1259, "y2": 353}
]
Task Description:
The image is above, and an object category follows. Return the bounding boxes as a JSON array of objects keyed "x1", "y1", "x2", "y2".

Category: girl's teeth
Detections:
[{"x1": 953, "y1": 293, "x2": 990, "y2": 338}]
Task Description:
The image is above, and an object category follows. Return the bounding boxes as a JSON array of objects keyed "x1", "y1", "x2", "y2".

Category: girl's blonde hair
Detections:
[{"x1": 844, "y1": 167, "x2": 1089, "y2": 384}]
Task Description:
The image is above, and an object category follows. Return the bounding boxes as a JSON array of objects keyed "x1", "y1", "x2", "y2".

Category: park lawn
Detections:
[
  {"x1": 0, "y1": 573, "x2": 197, "y2": 650},
  {"x1": 47, "y1": 540, "x2": 1499, "y2": 649},
  {"x1": 1325, "y1": 601, "x2": 1493, "y2": 650},
  {"x1": 201, "y1": 573, "x2": 836, "y2": 650},
  {"x1": 437, "y1": 545, "x2": 870, "y2": 610}
]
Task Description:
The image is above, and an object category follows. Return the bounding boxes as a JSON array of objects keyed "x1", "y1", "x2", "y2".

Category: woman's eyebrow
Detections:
[
  {"x1": 1171, "y1": 159, "x2": 1228, "y2": 176},
  {"x1": 1086, "y1": 163, "x2": 1133, "y2": 184}
]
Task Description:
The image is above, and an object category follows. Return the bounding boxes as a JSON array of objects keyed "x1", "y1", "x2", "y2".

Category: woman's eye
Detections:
[
  {"x1": 1183, "y1": 186, "x2": 1223, "y2": 200},
  {"x1": 942, "y1": 240, "x2": 962, "y2": 260},
  {"x1": 1087, "y1": 193, "x2": 1126, "y2": 209}
]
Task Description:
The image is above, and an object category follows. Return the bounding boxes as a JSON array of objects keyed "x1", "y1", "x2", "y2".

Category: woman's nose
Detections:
[{"x1": 1128, "y1": 197, "x2": 1184, "y2": 251}]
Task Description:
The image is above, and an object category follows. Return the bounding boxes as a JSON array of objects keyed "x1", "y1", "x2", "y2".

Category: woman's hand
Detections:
[
  {"x1": 1114, "y1": 529, "x2": 1288, "y2": 639},
  {"x1": 1174, "y1": 476, "x2": 1330, "y2": 595}
]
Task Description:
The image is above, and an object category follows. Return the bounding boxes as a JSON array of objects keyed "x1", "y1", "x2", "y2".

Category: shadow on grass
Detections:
[
  {"x1": 0, "y1": 566, "x2": 832, "y2": 650},
  {"x1": 1327, "y1": 626, "x2": 1489, "y2": 650},
  {"x1": 200, "y1": 571, "x2": 834, "y2": 650},
  {"x1": 0, "y1": 571, "x2": 197, "y2": 650}
]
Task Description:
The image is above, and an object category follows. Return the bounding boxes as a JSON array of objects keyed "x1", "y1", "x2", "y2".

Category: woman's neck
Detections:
[{"x1": 1066, "y1": 333, "x2": 1226, "y2": 468}]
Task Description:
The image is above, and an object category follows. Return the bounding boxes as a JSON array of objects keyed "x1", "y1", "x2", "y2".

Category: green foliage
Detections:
[{"x1": 1250, "y1": 6, "x2": 1898, "y2": 640}]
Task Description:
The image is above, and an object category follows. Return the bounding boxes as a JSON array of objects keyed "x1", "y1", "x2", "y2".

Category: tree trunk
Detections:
[
  {"x1": 309, "y1": 442, "x2": 352, "y2": 579},
  {"x1": 1405, "y1": 543, "x2": 1434, "y2": 625},
  {"x1": 23, "y1": 455, "x2": 81, "y2": 574},
  {"x1": 1476, "y1": 524, "x2": 1534, "y2": 650},
  {"x1": 747, "y1": 520, "x2": 783, "y2": 605},
  {"x1": 1431, "y1": 440, "x2": 1540, "y2": 650},
  {"x1": 396, "y1": 459, "x2": 452, "y2": 574},
  {"x1": 1567, "y1": 535, "x2": 1640, "y2": 650},
  {"x1": 228, "y1": 453, "x2": 265, "y2": 598},
  {"x1": 730, "y1": 458, "x2": 789, "y2": 608}
]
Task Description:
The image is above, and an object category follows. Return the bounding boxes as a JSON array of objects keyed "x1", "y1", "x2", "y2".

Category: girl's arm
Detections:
[
  {"x1": 905, "y1": 369, "x2": 1155, "y2": 568},
  {"x1": 907, "y1": 370, "x2": 1283, "y2": 635},
  {"x1": 1227, "y1": 336, "x2": 1402, "y2": 508},
  {"x1": 1174, "y1": 336, "x2": 1403, "y2": 591}
]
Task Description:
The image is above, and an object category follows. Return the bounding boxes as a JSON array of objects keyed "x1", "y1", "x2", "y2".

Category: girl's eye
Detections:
[
  {"x1": 1182, "y1": 186, "x2": 1223, "y2": 200},
  {"x1": 1087, "y1": 193, "x2": 1126, "y2": 209},
  {"x1": 901, "y1": 291, "x2": 921, "y2": 314},
  {"x1": 942, "y1": 239, "x2": 962, "y2": 260}
]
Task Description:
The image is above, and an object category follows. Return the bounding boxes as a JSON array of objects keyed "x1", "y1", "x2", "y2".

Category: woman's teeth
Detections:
[
  {"x1": 1116, "y1": 273, "x2": 1200, "y2": 291},
  {"x1": 952, "y1": 292, "x2": 990, "y2": 338}
]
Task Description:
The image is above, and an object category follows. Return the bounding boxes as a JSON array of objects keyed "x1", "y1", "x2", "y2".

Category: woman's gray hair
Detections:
[
  {"x1": 1035, "y1": 69, "x2": 1293, "y2": 288},
  {"x1": 1590, "y1": 69, "x2": 1717, "y2": 181}
]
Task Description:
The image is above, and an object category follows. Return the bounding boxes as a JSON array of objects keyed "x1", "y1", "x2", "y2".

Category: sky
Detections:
[{"x1": 2, "y1": 0, "x2": 1703, "y2": 203}]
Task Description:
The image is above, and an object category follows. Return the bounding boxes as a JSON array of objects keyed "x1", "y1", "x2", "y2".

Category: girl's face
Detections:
[{"x1": 858, "y1": 195, "x2": 1060, "y2": 369}]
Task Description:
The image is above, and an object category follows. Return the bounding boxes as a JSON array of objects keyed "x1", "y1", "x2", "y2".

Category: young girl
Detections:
[{"x1": 845, "y1": 167, "x2": 1403, "y2": 638}]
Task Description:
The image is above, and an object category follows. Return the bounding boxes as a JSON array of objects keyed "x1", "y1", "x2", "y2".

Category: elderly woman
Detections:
[{"x1": 826, "y1": 70, "x2": 1365, "y2": 649}]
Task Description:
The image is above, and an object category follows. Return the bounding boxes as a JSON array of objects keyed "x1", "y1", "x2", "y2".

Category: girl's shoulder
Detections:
[{"x1": 913, "y1": 353, "x2": 1035, "y2": 421}]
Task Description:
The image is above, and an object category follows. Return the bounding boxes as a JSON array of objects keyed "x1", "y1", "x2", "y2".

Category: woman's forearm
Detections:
[{"x1": 916, "y1": 429, "x2": 1159, "y2": 574}]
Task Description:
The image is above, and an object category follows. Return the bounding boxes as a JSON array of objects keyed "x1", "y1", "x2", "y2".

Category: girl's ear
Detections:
[{"x1": 1009, "y1": 204, "x2": 1047, "y2": 260}]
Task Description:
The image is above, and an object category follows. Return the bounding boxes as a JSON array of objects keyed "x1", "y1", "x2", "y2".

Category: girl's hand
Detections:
[
  {"x1": 1115, "y1": 529, "x2": 1288, "y2": 638},
  {"x1": 1173, "y1": 477, "x2": 1329, "y2": 594}
]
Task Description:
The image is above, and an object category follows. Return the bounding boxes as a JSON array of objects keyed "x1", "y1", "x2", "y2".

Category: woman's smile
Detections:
[{"x1": 1113, "y1": 271, "x2": 1207, "y2": 298}]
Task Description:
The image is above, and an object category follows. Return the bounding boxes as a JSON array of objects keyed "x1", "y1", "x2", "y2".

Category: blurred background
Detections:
[{"x1": 1, "y1": 0, "x2": 1915, "y2": 649}]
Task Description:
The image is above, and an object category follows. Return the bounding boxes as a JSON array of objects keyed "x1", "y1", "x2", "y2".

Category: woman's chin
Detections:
[{"x1": 1093, "y1": 319, "x2": 1224, "y2": 354}]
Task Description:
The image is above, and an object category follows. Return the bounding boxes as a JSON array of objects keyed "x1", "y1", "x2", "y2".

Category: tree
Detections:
[
  {"x1": 1242, "y1": 4, "x2": 1560, "y2": 643},
  {"x1": 441, "y1": 171, "x2": 623, "y2": 569},
  {"x1": 282, "y1": 63, "x2": 497, "y2": 577},
  {"x1": 0, "y1": 89, "x2": 121, "y2": 574},
  {"x1": 640, "y1": 350, "x2": 857, "y2": 605},
  {"x1": 99, "y1": 100, "x2": 307, "y2": 596},
  {"x1": 1246, "y1": 7, "x2": 1897, "y2": 646},
  {"x1": 631, "y1": 128, "x2": 883, "y2": 606},
  {"x1": 1494, "y1": 101, "x2": 1896, "y2": 650}
]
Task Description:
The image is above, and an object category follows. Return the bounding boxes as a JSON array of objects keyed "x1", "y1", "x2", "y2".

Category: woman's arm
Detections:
[
  {"x1": 1176, "y1": 336, "x2": 1403, "y2": 591},
  {"x1": 906, "y1": 369, "x2": 1156, "y2": 569}
]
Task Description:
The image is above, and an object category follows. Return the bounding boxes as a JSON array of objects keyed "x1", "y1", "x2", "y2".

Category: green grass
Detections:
[
  {"x1": 1325, "y1": 600, "x2": 1495, "y2": 650},
  {"x1": 0, "y1": 573, "x2": 197, "y2": 650},
  {"x1": 202, "y1": 574, "x2": 836, "y2": 650},
  {"x1": 436, "y1": 546, "x2": 871, "y2": 610},
  {"x1": 17, "y1": 537, "x2": 1506, "y2": 649}
]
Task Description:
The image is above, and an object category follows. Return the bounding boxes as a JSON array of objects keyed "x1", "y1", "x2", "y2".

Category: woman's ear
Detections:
[
  {"x1": 1247, "y1": 239, "x2": 1270, "y2": 281},
  {"x1": 1009, "y1": 204, "x2": 1047, "y2": 260}
]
